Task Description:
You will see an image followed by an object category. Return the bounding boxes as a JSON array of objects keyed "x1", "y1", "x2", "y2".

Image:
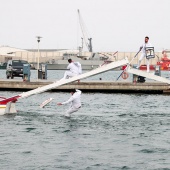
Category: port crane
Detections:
[{"x1": 77, "y1": 9, "x2": 93, "y2": 52}]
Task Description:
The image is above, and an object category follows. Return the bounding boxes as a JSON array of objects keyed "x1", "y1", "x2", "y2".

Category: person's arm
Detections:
[
  {"x1": 139, "y1": 44, "x2": 143, "y2": 51},
  {"x1": 57, "y1": 90, "x2": 81, "y2": 106},
  {"x1": 61, "y1": 96, "x2": 74, "y2": 105},
  {"x1": 57, "y1": 96, "x2": 74, "y2": 105},
  {"x1": 67, "y1": 64, "x2": 70, "y2": 70},
  {"x1": 74, "y1": 62, "x2": 79, "y2": 66}
]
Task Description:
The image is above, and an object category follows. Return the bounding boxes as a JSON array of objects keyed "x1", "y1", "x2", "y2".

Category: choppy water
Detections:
[{"x1": 0, "y1": 70, "x2": 170, "y2": 170}]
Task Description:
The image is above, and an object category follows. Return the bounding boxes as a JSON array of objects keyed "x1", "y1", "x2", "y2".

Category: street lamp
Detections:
[{"x1": 36, "y1": 36, "x2": 42, "y2": 79}]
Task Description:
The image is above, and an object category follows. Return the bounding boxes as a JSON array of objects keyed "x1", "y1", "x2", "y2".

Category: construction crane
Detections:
[{"x1": 77, "y1": 9, "x2": 93, "y2": 52}]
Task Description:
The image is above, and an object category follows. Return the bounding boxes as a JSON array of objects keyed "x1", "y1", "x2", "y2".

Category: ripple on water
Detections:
[{"x1": 0, "y1": 89, "x2": 170, "y2": 169}]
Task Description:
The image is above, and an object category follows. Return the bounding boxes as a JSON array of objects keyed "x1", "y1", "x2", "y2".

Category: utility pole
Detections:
[{"x1": 36, "y1": 36, "x2": 42, "y2": 80}]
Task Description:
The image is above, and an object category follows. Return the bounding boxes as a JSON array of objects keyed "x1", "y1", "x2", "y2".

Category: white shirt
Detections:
[
  {"x1": 67, "y1": 62, "x2": 79, "y2": 74},
  {"x1": 74, "y1": 62, "x2": 82, "y2": 74},
  {"x1": 140, "y1": 42, "x2": 153, "y2": 54},
  {"x1": 62, "y1": 89, "x2": 82, "y2": 108}
]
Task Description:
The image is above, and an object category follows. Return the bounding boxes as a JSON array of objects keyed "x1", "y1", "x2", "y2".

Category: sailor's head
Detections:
[
  {"x1": 145, "y1": 36, "x2": 149, "y2": 43},
  {"x1": 68, "y1": 59, "x2": 72, "y2": 63},
  {"x1": 70, "y1": 89, "x2": 76, "y2": 95}
]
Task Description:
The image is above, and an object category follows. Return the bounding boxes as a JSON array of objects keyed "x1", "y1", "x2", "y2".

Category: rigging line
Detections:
[{"x1": 77, "y1": 10, "x2": 79, "y2": 49}]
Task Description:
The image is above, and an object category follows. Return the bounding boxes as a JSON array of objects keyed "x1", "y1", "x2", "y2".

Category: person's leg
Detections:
[
  {"x1": 136, "y1": 53, "x2": 145, "y2": 69},
  {"x1": 62, "y1": 71, "x2": 69, "y2": 79},
  {"x1": 62, "y1": 71, "x2": 75, "y2": 79},
  {"x1": 65, "y1": 106, "x2": 79, "y2": 117},
  {"x1": 68, "y1": 72, "x2": 77, "y2": 78},
  {"x1": 77, "y1": 73, "x2": 82, "y2": 83},
  {"x1": 146, "y1": 59, "x2": 150, "y2": 73}
]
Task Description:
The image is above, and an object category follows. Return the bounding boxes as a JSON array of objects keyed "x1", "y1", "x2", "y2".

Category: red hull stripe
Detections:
[{"x1": 0, "y1": 95, "x2": 21, "y2": 105}]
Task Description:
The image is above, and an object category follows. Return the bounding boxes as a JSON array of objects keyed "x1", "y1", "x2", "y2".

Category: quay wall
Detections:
[{"x1": 0, "y1": 80, "x2": 170, "y2": 94}]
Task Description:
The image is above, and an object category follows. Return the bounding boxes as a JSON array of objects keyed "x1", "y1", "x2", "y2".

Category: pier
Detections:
[{"x1": 0, "y1": 79, "x2": 170, "y2": 94}]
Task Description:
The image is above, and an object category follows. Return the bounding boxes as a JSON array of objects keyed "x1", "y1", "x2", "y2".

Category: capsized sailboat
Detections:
[{"x1": 0, "y1": 58, "x2": 129, "y2": 115}]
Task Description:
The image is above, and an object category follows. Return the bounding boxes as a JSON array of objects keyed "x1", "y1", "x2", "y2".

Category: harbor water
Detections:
[{"x1": 0, "y1": 70, "x2": 170, "y2": 170}]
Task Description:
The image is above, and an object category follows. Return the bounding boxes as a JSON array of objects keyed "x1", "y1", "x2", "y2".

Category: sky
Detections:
[{"x1": 0, "y1": 0, "x2": 170, "y2": 52}]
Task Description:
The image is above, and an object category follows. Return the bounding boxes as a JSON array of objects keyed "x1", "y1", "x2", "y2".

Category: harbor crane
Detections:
[{"x1": 77, "y1": 9, "x2": 93, "y2": 52}]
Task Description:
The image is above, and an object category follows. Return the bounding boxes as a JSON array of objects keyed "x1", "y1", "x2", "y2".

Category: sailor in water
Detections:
[
  {"x1": 62, "y1": 59, "x2": 82, "y2": 79},
  {"x1": 57, "y1": 89, "x2": 82, "y2": 117}
]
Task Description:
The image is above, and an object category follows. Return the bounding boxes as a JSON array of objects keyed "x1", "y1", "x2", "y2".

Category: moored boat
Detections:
[{"x1": 156, "y1": 50, "x2": 170, "y2": 70}]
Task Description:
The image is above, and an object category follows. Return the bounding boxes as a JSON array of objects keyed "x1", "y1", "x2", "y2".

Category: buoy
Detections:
[{"x1": 121, "y1": 71, "x2": 129, "y2": 79}]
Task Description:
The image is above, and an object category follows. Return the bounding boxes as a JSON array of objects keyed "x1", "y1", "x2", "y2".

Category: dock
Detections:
[{"x1": 0, "y1": 79, "x2": 170, "y2": 94}]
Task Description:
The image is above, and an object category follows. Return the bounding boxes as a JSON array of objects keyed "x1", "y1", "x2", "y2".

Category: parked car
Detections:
[
  {"x1": 6, "y1": 60, "x2": 29, "y2": 79},
  {"x1": 0, "y1": 62, "x2": 7, "y2": 69}
]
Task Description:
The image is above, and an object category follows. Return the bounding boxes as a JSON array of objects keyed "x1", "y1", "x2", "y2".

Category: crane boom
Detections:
[{"x1": 77, "y1": 9, "x2": 93, "y2": 52}]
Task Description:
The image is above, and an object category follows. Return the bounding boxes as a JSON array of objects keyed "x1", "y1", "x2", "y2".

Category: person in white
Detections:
[
  {"x1": 136, "y1": 36, "x2": 153, "y2": 72},
  {"x1": 62, "y1": 59, "x2": 82, "y2": 79},
  {"x1": 57, "y1": 89, "x2": 82, "y2": 117}
]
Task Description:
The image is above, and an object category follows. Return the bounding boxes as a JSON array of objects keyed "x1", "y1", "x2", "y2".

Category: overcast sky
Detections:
[{"x1": 0, "y1": 0, "x2": 169, "y2": 52}]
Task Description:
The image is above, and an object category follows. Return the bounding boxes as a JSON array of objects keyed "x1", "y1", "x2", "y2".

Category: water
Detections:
[
  {"x1": 1, "y1": 68, "x2": 170, "y2": 81},
  {"x1": 0, "y1": 70, "x2": 170, "y2": 170}
]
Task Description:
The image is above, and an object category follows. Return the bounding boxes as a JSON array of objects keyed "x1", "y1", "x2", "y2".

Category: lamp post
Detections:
[{"x1": 36, "y1": 36, "x2": 42, "y2": 79}]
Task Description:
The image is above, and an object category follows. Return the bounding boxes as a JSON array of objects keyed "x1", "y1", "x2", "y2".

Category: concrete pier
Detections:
[{"x1": 0, "y1": 79, "x2": 170, "y2": 94}]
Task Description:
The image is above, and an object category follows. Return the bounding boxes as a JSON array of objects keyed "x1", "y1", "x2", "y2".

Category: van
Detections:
[{"x1": 6, "y1": 60, "x2": 29, "y2": 79}]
